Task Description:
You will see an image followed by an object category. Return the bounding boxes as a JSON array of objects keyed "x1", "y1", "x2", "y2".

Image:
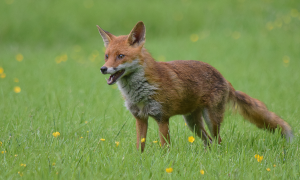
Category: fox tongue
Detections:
[
  {"x1": 106, "y1": 69, "x2": 125, "y2": 85},
  {"x1": 107, "y1": 74, "x2": 115, "y2": 85}
]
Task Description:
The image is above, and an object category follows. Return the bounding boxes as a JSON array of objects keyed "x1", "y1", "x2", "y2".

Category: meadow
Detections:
[{"x1": 0, "y1": 0, "x2": 300, "y2": 179}]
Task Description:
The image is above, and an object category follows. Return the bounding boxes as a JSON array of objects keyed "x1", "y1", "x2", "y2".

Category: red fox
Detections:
[{"x1": 97, "y1": 21, "x2": 293, "y2": 152}]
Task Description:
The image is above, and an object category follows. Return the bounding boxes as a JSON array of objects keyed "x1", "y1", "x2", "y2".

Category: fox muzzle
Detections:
[{"x1": 100, "y1": 66, "x2": 108, "y2": 74}]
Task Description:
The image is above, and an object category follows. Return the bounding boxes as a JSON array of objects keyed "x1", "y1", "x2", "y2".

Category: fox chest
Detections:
[{"x1": 117, "y1": 75, "x2": 162, "y2": 120}]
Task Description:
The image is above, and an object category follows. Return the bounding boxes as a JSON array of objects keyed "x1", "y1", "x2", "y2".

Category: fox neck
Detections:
[
  {"x1": 116, "y1": 48, "x2": 162, "y2": 119},
  {"x1": 116, "y1": 60, "x2": 157, "y2": 104}
]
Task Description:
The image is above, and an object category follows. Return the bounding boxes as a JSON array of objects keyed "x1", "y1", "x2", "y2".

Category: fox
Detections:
[{"x1": 97, "y1": 21, "x2": 293, "y2": 152}]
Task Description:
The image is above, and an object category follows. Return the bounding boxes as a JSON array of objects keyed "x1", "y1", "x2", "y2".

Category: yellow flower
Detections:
[
  {"x1": 18, "y1": 171, "x2": 23, "y2": 177},
  {"x1": 153, "y1": 141, "x2": 158, "y2": 143},
  {"x1": 89, "y1": 50, "x2": 99, "y2": 62},
  {"x1": 0, "y1": 67, "x2": 5, "y2": 78},
  {"x1": 16, "y1": 53, "x2": 24, "y2": 61},
  {"x1": 158, "y1": 55, "x2": 166, "y2": 62},
  {"x1": 254, "y1": 154, "x2": 263, "y2": 163},
  {"x1": 266, "y1": 22, "x2": 274, "y2": 31},
  {"x1": 257, "y1": 156, "x2": 263, "y2": 162},
  {"x1": 1, "y1": 151, "x2": 6, "y2": 154},
  {"x1": 55, "y1": 54, "x2": 68, "y2": 64},
  {"x1": 290, "y1": 9, "x2": 299, "y2": 17},
  {"x1": 0, "y1": 141, "x2": 2, "y2": 146},
  {"x1": 52, "y1": 163, "x2": 56, "y2": 166},
  {"x1": 115, "y1": 141, "x2": 120, "y2": 147},
  {"x1": 141, "y1": 138, "x2": 146, "y2": 143},
  {"x1": 185, "y1": 123, "x2": 187, "y2": 126},
  {"x1": 15, "y1": 154, "x2": 18, "y2": 157},
  {"x1": 200, "y1": 169, "x2": 205, "y2": 175},
  {"x1": 231, "y1": 31, "x2": 241, "y2": 39},
  {"x1": 283, "y1": 56, "x2": 290, "y2": 67},
  {"x1": 190, "y1": 34, "x2": 199, "y2": 42},
  {"x1": 0, "y1": 73, "x2": 6, "y2": 79},
  {"x1": 87, "y1": 131, "x2": 89, "y2": 133},
  {"x1": 273, "y1": 164, "x2": 276, "y2": 167},
  {"x1": 55, "y1": 57, "x2": 61, "y2": 64},
  {"x1": 166, "y1": 167, "x2": 173, "y2": 173},
  {"x1": 188, "y1": 136, "x2": 195, "y2": 143},
  {"x1": 52, "y1": 132, "x2": 60, "y2": 138},
  {"x1": 14, "y1": 86, "x2": 21, "y2": 93},
  {"x1": 61, "y1": 54, "x2": 68, "y2": 62},
  {"x1": 23, "y1": 164, "x2": 26, "y2": 167},
  {"x1": 85, "y1": 121, "x2": 88, "y2": 124},
  {"x1": 266, "y1": 168, "x2": 271, "y2": 172},
  {"x1": 80, "y1": 137, "x2": 83, "y2": 139},
  {"x1": 14, "y1": 78, "x2": 19, "y2": 82},
  {"x1": 100, "y1": 138, "x2": 105, "y2": 141}
]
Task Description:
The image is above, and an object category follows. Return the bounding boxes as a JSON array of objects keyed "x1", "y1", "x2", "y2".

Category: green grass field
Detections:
[{"x1": 1, "y1": 0, "x2": 300, "y2": 179}]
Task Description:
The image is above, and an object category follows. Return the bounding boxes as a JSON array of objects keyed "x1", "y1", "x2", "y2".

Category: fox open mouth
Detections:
[{"x1": 106, "y1": 69, "x2": 125, "y2": 85}]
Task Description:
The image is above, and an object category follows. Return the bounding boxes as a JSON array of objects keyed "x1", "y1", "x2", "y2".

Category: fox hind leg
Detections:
[
  {"x1": 203, "y1": 105, "x2": 225, "y2": 144},
  {"x1": 183, "y1": 109, "x2": 212, "y2": 145},
  {"x1": 203, "y1": 108, "x2": 213, "y2": 137}
]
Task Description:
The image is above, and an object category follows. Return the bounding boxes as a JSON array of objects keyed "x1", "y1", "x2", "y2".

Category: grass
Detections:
[{"x1": 1, "y1": 0, "x2": 300, "y2": 179}]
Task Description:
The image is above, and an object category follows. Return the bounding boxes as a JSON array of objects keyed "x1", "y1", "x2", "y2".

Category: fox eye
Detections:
[
  {"x1": 105, "y1": 54, "x2": 108, "y2": 59},
  {"x1": 118, "y1": 54, "x2": 125, "y2": 59}
]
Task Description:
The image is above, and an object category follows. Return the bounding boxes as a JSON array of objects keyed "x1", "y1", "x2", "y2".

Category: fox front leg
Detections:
[
  {"x1": 157, "y1": 119, "x2": 170, "y2": 148},
  {"x1": 135, "y1": 117, "x2": 148, "y2": 152}
]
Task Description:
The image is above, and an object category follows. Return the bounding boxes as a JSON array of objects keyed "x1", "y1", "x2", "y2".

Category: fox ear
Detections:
[
  {"x1": 127, "y1": 21, "x2": 146, "y2": 47},
  {"x1": 97, "y1": 25, "x2": 115, "y2": 47}
]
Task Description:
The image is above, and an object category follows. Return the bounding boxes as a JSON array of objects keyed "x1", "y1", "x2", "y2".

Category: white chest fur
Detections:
[{"x1": 117, "y1": 68, "x2": 162, "y2": 120}]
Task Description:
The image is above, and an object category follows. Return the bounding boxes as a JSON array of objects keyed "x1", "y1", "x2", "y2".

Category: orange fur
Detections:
[{"x1": 97, "y1": 21, "x2": 293, "y2": 152}]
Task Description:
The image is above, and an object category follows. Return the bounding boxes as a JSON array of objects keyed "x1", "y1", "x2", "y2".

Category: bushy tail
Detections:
[{"x1": 228, "y1": 84, "x2": 293, "y2": 142}]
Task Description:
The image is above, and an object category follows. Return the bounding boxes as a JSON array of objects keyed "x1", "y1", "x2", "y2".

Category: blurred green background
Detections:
[
  {"x1": 1, "y1": 0, "x2": 299, "y2": 114},
  {"x1": 0, "y1": 0, "x2": 300, "y2": 179},
  {"x1": 1, "y1": 0, "x2": 300, "y2": 46}
]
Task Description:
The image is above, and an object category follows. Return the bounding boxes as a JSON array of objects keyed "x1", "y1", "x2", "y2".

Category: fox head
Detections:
[{"x1": 97, "y1": 21, "x2": 146, "y2": 85}]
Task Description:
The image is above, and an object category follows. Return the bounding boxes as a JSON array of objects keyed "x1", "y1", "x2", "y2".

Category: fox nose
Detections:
[{"x1": 100, "y1": 66, "x2": 107, "y2": 74}]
